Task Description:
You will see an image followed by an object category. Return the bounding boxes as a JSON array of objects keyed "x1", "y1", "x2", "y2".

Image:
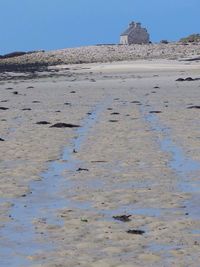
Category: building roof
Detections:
[
  {"x1": 120, "y1": 25, "x2": 133, "y2": 36},
  {"x1": 120, "y1": 22, "x2": 144, "y2": 36}
]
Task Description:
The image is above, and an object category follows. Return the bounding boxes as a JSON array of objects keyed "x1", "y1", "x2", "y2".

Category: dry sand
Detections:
[{"x1": 0, "y1": 59, "x2": 200, "y2": 266}]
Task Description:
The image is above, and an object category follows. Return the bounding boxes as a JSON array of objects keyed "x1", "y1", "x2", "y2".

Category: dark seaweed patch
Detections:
[
  {"x1": 126, "y1": 229, "x2": 145, "y2": 235},
  {"x1": 113, "y1": 215, "x2": 131, "y2": 222},
  {"x1": 50, "y1": 123, "x2": 80, "y2": 128}
]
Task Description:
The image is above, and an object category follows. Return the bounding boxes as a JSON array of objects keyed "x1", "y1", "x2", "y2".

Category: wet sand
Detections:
[{"x1": 0, "y1": 60, "x2": 200, "y2": 266}]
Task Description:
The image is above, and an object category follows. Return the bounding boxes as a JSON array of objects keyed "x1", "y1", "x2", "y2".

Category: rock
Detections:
[
  {"x1": 149, "y1": 111, "x2": 162, "y2": 114},
  {"x1": 1, "y1": 51, "x2": 27, "y2": 59},
  {"x1": 176, "y1": 77, "x2": 200, "y2": 82},
  {"x1": 187, "y1": 105, "x2": 200, "y2": 109},
  {"x1": 50, "y1": 123, "x2": 80, "y2": 128},
  {"x1": 126, "y1": 229, "x2": 145, "y2": 235},
  {"x1": 131, "y1": 101, "x2": 141, "y2": 104},
  {"x1": 76, "y1": 168, "x2": 89, "y2": 172},
  {"x1": 22, "y1": 108, "x2": 32, "y2": 111},
  {"x1": 36, "y1": 121, "x2": 51, "y2": 125},
  {"x1": 111, "y1": 112, "x2": 120, "y2": 115},
  {"x1": 160, "y1": 40, "x2": 169, "y2": 44},
  {"x1": 185, "y1": 77, "x2": 194, "y2": 81},
  {"x1": 0, "y1": 107, "x2": 9, "y2": 110},
  {"x1": 0, "y1": 138, "x2": 5, "y2": 141},
  {"x1": 113, "y1": 215, "x2": 131, "y2": 222},
  {"x1": 91, "y1": 160, "x2": 107, "y2": 163},
  {"x1": 176, "y1": 78, "x2": 185, "y2": 81},
  {"x1": 12, "y1": 91, "x2": 18, "y2": 95}
]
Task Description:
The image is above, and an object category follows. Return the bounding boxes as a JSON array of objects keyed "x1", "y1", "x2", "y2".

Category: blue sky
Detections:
[{"x1": 0, "y1": 0, "x2": 199, "y2": 54}]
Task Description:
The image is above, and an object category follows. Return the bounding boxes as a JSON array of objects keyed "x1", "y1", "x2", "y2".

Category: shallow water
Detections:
[
  {"x1": 145, "y1": 112, "x2": 200, "y2": 218},
  {"x1": 0, "y1": 99, "x2": 109, "y2": 267}
]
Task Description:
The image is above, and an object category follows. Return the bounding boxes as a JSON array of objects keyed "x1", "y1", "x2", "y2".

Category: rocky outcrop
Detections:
[{"x1": 0, "y1": 50, "x2": 45, "y2": 59}]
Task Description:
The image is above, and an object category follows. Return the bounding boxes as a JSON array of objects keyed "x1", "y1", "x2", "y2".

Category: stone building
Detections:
[{"x1": 120, "y1": 21, "x2": 150, "y2": 45}]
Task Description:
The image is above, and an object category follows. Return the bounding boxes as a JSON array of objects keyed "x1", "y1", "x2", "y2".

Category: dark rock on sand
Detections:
[
  {"x1": 36, "y1": 121, "x2": 51, "y2": 125},
  {"x1": 91, "y1": 160, "x2": 107, "y2": 163},
  {"x1": 26, "y1": 86, "x2": 34, "y2": 89},
  {"x1": 185, "y1": 77, "x2": 194, "y2": 81},
  {"x1": 131, "y1": 101, "x2": 141, "y2": 104},
  {"x1": 76, "y1": 168, "x2": 89, "y2": 172},
  {"x1": 187, "y1": 105, "x2": 200, "y2": 109},
  {"x1": 0, "y1": 107, "x2": 9, "y2": 110},
  {"x1": 126, "y1": 229, "x2": 145, "y2": 235},
  {"x1": 1, "y1": 100, "x2": 8, "y2": 102},
  {"x1": 176, "y1": 78, "x2": 185, "y2": 81},
  {"x1": 50, "y1": 123, "x2": 80, "y2": 128},
  {"x1": 109, "y1": 120, "x2": 119, "y2": 122},
  {"x1": 70, "y1": 91, "x2": 76, "y2": 93},
  {"x1": 149, "y1": 111, "x2": 162, "y2": 114},
  {"x1": 13, "y1": 91, "x2": 18, "y2": 95},
  {"x1": 22, "y1": 108, "x2": 32, "y2": 111},
  {"x1": 176, "y1": 77, "x2": 200, "y2": 82},
  {"x1": 113, "y1": 215, "x2": 131, "y2": 222},
  {"x1": 111, "y1": 112, "x2": 120, "y2": 115},
  {"x1": 0, "y1": 138, "x2": 5, "y2": 141},
  {"x1": 32, "y1": 101, "x2": 40, "y2": 103}
]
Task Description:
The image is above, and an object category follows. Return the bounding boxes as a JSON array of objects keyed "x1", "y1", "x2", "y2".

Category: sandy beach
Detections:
[{"x1": 0, "y1": 53, "x2": 200, "y2": 266}]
